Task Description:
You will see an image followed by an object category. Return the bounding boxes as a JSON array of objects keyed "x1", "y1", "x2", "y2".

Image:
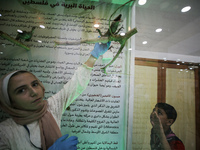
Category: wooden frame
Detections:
[{"x1": 135, "y1": 57, "x2": 200, "y2": 150}]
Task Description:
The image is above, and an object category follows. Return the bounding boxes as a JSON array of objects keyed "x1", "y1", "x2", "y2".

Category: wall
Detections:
[{"x1": 133, "y1": 58, "x2": 197, "y2": 150}]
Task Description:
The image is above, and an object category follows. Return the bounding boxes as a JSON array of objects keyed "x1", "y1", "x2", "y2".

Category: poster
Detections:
[{"x1": 0, "y1": 0, "x2": 134, "y2": 149}]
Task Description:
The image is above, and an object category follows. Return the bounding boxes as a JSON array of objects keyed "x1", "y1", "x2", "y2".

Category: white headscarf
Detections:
[
  {"x1": 0, "y1": 71, "x2": 62, "y2": 150},
  {"x1": 2, "y1": 71, "x2": 18, "y2": 106}
]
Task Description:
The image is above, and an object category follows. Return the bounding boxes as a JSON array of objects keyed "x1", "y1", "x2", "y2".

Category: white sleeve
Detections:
[
  {"x1": 47, "y1": 64, "x2": 92, "y2": 122},
  {"x1": 0, "y1": 129, "x2": 10, "y2": 150}
]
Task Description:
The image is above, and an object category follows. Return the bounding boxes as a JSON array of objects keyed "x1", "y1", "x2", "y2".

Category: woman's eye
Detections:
[
  {"x1": 33, "y1": 82, "x2": 38, "y2": 87},
  {"x1": 18, "y1": 88, "x2": 25, "y2": 94}
]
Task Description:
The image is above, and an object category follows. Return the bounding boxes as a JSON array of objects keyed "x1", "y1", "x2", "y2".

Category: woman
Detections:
[{"x1": 0, "y1": 42, "x2": 110, "y2": 150}]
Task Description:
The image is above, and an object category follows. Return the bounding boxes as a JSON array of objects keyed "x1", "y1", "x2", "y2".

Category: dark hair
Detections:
[{"x1": 155, "y1": 103, "x2": 177, "y2": 122}]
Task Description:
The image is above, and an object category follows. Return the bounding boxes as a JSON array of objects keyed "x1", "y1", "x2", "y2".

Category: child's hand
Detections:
[
  {"x1": 150, "y1": 111, "x2": 163, "y2": 135},
  {"x1": 150, "y1": 111, "x2": 160, "y2": 126}
]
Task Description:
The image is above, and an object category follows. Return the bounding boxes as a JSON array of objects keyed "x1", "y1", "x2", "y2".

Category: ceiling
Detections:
[
  {"x1": 133, "y1": 0, "x2": 200, "y2": 59},
  {"x1": 97, "y1": 0, "x2": 200, "y2": 61}
]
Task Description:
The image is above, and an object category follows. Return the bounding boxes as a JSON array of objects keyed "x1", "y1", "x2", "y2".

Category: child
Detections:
[
  {"x1": 0, "y1": 41, "x2": 110, "y2": 150},
  {"x1": 150, "y1": 103, "x2": 185, "y2": 150}
]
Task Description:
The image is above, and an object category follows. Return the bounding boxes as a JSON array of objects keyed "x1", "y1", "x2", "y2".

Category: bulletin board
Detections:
[{"x1": 0, "y1": 0, "x2": 135, "y2": 149}]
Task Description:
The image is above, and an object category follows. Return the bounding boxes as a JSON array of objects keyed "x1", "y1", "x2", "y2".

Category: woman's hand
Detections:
[
  {"x1": 90, "y1": 41, "x2": 111, "y2": 59},
  {"x1": 48, "y1": 134, "x2": 78, "y2": 150},
  {"x1": 84, "y1": 41, "x2": 111, "y2": 68}
]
